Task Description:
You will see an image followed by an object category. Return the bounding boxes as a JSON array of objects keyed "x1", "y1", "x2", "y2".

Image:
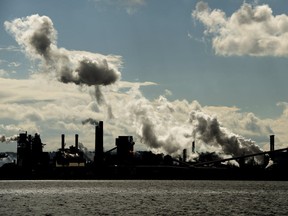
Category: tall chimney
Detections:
[
  {"x1": 192, "y1": 141, "x2": 195, "y2": 153},
  {"x1": 94, "y1": 121, "x2": 103, "y2": 165},
  {"x1": 270, "y1": 135, "x2": 275, "y2": 152},
  {"x1": 75, "y1": 134, "x2": 79, "y2": 149},
  {"x1": 61, "y1": 134, "x2": 65, "y2": 150},
  {"x1": 183, "y1": 149, "x2": 187, "y2": 162}
]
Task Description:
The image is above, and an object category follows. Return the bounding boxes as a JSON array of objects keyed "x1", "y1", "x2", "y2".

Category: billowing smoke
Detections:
[
  {"x1": 140, "y1": 118, "x2": 185, "y2": 154},
  {"x1": 139, "y1": 108, "x2": 263, "y2": 159},
  {"x1": 4, "y1": 14, "x2": 121, "y2": 88},
  {"x1": 125, "y1": 95, "x2": 191, "y2": 156},
  {"x1": 127, "y1": 92, "x2": 264, "y2": 160},
  {"x1": 0, "y1": 135, "x2": 18, "y2": 143},
  {"x1": 189, "y1": 110, "x2": 262, "y2": 157},
  {"x1": 94, "y1": 86, "x2": 106, "y2": 105},
  {"x1": 141, "y1": 119, "x2": 163, "y2": 149}
]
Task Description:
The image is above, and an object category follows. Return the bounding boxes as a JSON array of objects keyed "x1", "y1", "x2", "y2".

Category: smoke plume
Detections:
[
  {"x1": 82, "y1": 118, "x2": 99, "y2": 126},
  {"x1": 0, "y1": 135, "x2": 18, "y2": 143},
  {"x1": 126, "y1": 90, "x2": 264, "y2": 159},
  {"x1": 189, "y1": 110, "x2": 262, "y2": 157},
  {"x1": 141, "y1": 119, "x2": 163, "y2": 149},
  {"x1": 94, "y1": 86, "x2": 106, "y2": 105},
  {"x1": 4, "y1": 14, "x2": 121, "y2": 86}
]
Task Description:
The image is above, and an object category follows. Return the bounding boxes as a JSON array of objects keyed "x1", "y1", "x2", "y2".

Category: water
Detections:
[{"x1": 0, "y1": 180, "x2": 288, "y2": 215}]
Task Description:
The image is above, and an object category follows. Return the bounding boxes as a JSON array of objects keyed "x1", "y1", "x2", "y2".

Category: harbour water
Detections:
[{"x1": 0, "y1": 180, "x2": 288, "y2": 215}]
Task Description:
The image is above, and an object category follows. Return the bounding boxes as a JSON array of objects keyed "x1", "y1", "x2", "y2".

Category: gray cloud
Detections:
[{"x1": 4, "y1": 14, "x2": 121, "y2": 86}]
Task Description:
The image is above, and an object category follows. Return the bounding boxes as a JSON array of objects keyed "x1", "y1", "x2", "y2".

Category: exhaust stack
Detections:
[
  {"x1": 61, "y1": 134, "x2": 65, "y2": 150},
  {"x1": 183, "y1": 149, "x2": 187, "y2": 162},
  {"x1": 94, "y1": 121, "x2": 104, "y2": 165},
  {"x1": 270, "y1": 135, "x2": 275, "y2": 152},
  {"x1": 75, "y1": 134, "x2": 79, "y2": 149},
  {"x1": 192, "y1": 141, "x2": 195, "y2": 153}
]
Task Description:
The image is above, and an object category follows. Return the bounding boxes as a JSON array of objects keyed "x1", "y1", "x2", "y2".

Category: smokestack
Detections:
[
  {"x1": 183, "y1": 149, "x2": 187, "y2": 162},
  {"x1": 270, "y1": 135, "x2": 275, "y2": 152},
  {"x1": 192, "y1": 141, "x2": 195, "y2": 153},
  {"x1": 61, "y1": 134, "x2": 65, "y2": 150},
  {"x1": 75, "y1": 134, "x2": 79, "y2": 149},
  {"x1": 94, "y1": 121, "x2": 103, "y2": 165}
]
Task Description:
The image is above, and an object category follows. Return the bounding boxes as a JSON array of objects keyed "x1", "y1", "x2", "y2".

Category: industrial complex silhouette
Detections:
[{"x1": 1, "y1": 121, "x2": 288, "y2": 180}]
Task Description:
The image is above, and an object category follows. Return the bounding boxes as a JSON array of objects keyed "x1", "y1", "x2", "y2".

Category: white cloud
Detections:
[{"x1": 192, "y1": 1, "x2": 288, "y2": 57}]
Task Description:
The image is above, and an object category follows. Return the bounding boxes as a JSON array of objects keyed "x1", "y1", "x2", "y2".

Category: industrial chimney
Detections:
[
  {"x1": 183, "y1": 149, "x2": 187, "y2": 162},
  {"x1": 270, "y1": 135, "x2": 275, "y2": 152},
  {"x1": 192, "y1": 141, "x2": 195, "y2": 153},
  {"x1": 94, "y1": 121, "x2": 103, "y2": 165},
  {"x1": 61, "y1": 134, "x2": 65, "y2": 150},
  {"x1": 75, "y1": 134, "x2": 79, "y2": 149}
]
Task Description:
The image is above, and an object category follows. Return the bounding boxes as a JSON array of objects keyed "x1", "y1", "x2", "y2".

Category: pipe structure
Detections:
[
  {"x1": 105, "y1": 146, "x2": 117, "y2": 154},
  {"x1": 192, "y1": 147, "x2": 288, "y2": 167}
]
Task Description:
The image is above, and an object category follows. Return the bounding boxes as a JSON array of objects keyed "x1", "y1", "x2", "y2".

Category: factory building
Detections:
[
  {"x1": 17, "y1": 132, "x2": 49, "y2": 171},
  {"x1": 54, "y1": 134, "x2": 86, "y2": 167},
  {"x1": 116, "y1": 136, "x2": 135, "y2": 164}
]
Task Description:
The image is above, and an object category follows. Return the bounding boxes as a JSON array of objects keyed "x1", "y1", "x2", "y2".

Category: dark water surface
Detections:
[{"x1": 0, "y1": 180, "x2": 288, "y2": 215}]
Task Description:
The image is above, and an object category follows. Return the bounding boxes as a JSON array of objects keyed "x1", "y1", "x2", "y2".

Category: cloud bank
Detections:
[
  {"x1": 0, "y1": 75, "x2": 275, "y2": 158},
  {"x1": 192, "y1": 1, "x2": 288, "y2": 57}
]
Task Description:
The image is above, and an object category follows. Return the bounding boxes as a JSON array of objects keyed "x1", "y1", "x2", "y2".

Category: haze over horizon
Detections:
[{"x1": 1, "y1": 0, "x2": 288, "y2": 158}]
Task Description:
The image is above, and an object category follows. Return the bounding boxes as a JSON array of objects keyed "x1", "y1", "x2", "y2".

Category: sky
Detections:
[{"x1": 0, "y1": 0, "x2": 288, "y2": 158}]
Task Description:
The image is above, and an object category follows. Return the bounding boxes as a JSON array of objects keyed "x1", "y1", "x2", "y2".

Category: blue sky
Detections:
[{"x1": 1, "y1": 0, "x2": 288, "y2": 156}]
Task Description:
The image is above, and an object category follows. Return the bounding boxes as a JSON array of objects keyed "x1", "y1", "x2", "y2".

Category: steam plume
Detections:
[
  {"x1": 141, "y1": 119, "x2": 163, "y2": 149},
  {"x1": 94, "y1": 86, "x2": 106, "y2": 105},
  {"x1": 4, "y1": 14, "x2": 121, "y2": 86},
  {"x1": 189, "y1": 110, "x2": 262, "y2": 157},
  {"x1": 0, "y1": 135, "x2": 18, "y2": 143},
  {"x1": 130, "y1": 93, "x2": 264, "y2": 159}
]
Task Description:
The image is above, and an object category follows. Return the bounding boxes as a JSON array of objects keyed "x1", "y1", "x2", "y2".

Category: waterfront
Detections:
[{"x1": 0, "y1": 180, "x2": 288, "y2": 215}]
